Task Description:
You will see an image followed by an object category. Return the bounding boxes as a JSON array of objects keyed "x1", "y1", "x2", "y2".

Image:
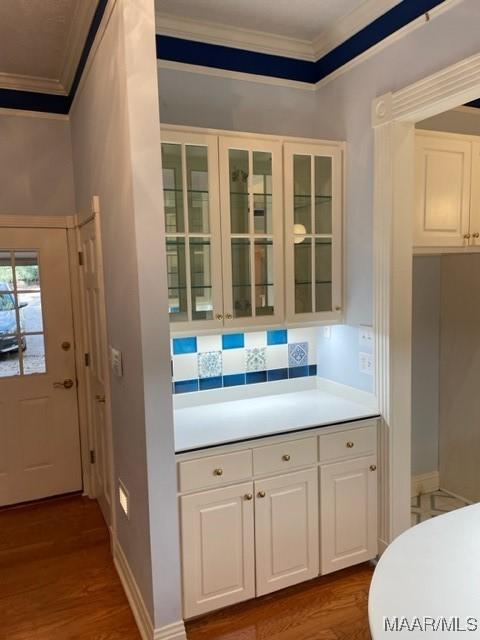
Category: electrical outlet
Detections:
[
  {"x1": 321, "y1": 326, "x2": 332, "y2": 339},
  {"x1": 359, "y1": 326, "x2": 374, "y2": 347},
  {"x1": 110, "y1": 346, "x2": 123, "y2": 377},
  {"x1": 359, "y1": 352, "x2": 374, "y2": 375}
]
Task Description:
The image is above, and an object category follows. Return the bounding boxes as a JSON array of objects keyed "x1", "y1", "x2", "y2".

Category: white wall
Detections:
[
  {"x1": 0, "y1": 113, "x2": 75, "y2": 215},
  {"x1": 418, "y1": 107, "x2": 480, "y2": 135},
  {"x1": 70, "y1": 0, "x2": 182, "y2": 629},
  {"x1": 411, "y1": 257, "x2": 440, "y2": 477}
]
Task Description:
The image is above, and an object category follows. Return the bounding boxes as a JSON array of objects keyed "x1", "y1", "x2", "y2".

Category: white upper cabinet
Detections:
[
  {"x1": 284, "y1": 142, "x2": 343, "y2": 323},
  {"x1": 161, "y1": 130, "x2": 223, "y2": 332},
  {"x1": 219, "y1": 136, "x2": 284, "y2": 328},
  {"x1": 415, "y1": 132, "x2": 472, "y2": 247}
]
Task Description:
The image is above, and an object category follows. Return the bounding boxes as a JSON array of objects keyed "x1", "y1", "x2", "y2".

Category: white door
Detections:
[
  {"x1": 255, "y1": 468, "x2": 319, "y2": 596},
  {"x1": 415, "y1": 133, "x2": 472, "y2": 247},
  {"x1": 78, "y1": 214, "x2": 113, "y2": 524},
  {"x1": 180, "y1": 482, "x2": 255, "y2": 618},
  {"x1": 320, "y1": 455, "x2": 378, "y2": 575},
  {"x1": 0, "y1": 228, "x2": 82, "y2": 506}
]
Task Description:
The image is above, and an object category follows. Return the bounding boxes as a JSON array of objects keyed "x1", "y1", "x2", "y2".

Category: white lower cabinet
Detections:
[
  {"x1": 320, "y1": 454, "x2": 378, "y2": 574},
  {"x1": 255, "y1": 468, "x2": 319, "y2": 596},
  {"x1": 180, "y1": 482, "x2": 255, "y2": 618}
]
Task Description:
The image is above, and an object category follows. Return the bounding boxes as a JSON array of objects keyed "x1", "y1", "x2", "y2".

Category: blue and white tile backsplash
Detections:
[{"x1": 171, "y1": 328, "x2": 317, "y2": 394}]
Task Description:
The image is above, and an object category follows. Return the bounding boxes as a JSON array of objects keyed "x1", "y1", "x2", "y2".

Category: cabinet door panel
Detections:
[
  {"x1": 255, "y1": 468, "x2": 319, "y2": 596},
  {"x1": 320, "y1": 455, "x2": 377, "y2": 574},
  {"x1": 415, "y1": 133, "x2": 472, "y2": 247},
  {"x1": 180, "y1": 483, "x2": 255, "y2": 618}
]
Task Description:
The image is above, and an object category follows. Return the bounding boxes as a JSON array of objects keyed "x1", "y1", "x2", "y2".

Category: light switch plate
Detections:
[
  {"x1": 110, "y1": 346, "x2": 123, "y2": 378},
  {"x1": 359, "y1": 326, "x2": 374, "y2": 347},
  {"x1": 321, "y1": 326, "x2": 331, "y2": 339},
  {"x1": 359, "y1": 352, "x2": 374, "y2": 375}
]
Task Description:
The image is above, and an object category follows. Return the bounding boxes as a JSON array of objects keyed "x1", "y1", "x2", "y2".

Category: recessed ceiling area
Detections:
[
  {"x1": 0, "y1": 0, "x2": 98, "y2": 95},
  {"x1": 155, "y1": 0, "x2": 401, "y2": 42}
]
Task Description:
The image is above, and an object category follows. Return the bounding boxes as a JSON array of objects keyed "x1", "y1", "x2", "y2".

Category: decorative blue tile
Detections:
[
  {"x1": 199, "y1": 376, "x2": 223, "y2": 391},
  {"x1": 198, "y1": 351, "x2": 222, "y2": 378},
  {"x1": 288, "y1": 342, "x2": 308, "y2": 367},
  {"x1": 308, "y1": 364, "x2": 317, "y2": 376},
  {"x1": 172, "y1": 336, "x2": 197, "y2": 355},
  {"x1": 246, "y1": 371, "x2": 267, "y2": 384},
  {"x1": 267, "y1": 368, "x2": 288, "y2": 382},
  {"x1": 246, "y1": 347, "x2": 266, "y2": 372},
  {"x1": 267, "y1": 329, "x2": 288, "y2": 345},
  {"x1": 223, "y1": 373, "x2": 246, "y2": 387},
  {"x1": 222, "y1": 333, "x2": 245, "y2": 349},
  {"x1": 289, "y1": 365, "x2": 309, "y2": 378},
  {"x1": 174, "y1": 379, "x2": 199, "y2": 394}
]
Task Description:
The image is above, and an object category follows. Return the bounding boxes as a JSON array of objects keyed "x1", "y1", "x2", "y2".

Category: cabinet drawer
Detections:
[
  {"x1": 253, "y1": 437, "x2": 317, "y2": 476},
  {"x1": 319, "y1": 425, "x2": 376, "y2": 463},
  {"x1": 179, "y1": 450, "x2": 253, "y2": 492}
]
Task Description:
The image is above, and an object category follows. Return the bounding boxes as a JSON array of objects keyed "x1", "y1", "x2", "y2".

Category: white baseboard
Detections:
[
  {"x1": 113, "y1": 537, "x2": 187, "y2": 640},
  {"x1": 411, "y1": 471, "x2": 440, "y2": 498}
]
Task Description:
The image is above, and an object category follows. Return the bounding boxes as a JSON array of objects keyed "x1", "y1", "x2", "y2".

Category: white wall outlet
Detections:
[
  {"x1": 110, "y1": 346, "x2": 123, "y2": 378},
  {"x1": 359, "y1": 352, "x2": 374, "y2": 375},
  {"x1": 359, "y1": 326, "x2": 374, "y2": 347},
  {"x1": 321, "y1": 326, "x2": 332, "y2": 339}
]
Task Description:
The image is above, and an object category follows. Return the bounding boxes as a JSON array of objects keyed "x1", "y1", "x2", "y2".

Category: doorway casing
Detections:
[{"x1": 372, "y1": 51, "x2": 480, "y2": 547}]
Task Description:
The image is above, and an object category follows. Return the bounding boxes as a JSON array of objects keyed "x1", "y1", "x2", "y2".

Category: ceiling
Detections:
[
  {"x1": 155, "y1": 0, "x2": 402, "y2": 44},
  {"x1": 0, "y1": 0, "x2": 98, "y2": 95}
]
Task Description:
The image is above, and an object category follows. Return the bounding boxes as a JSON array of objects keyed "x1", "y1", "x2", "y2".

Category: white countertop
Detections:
[
  {"x1": 173, "y1": 377, "x2": 379, "y2": 452},
  {"x1": 369, "y1": 503, "x2": 480, "y2": 638}
]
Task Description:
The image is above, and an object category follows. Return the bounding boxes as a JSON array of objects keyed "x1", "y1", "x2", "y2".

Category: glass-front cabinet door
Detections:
[
  {"x1": 161, "y1": 131, "x2": 223, "y2": 332},
  {"x1": 219, "y1": 137, "x2": 283, "y2": 327},
  {"x1": 284, "y1": 142, "x2": 343, "y2": 323}
]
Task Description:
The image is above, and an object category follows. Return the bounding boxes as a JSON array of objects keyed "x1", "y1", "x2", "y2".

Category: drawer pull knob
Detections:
[
  {"x1": 346, "y1": 441, "x2": 354, "y2": 448},
  {"x1": 213, "y1": 468, "x2": 223, "y2": 476},
  {"x1": 257, "y1": 490, "x2": 266, "y2": 498},
  {"x1": 370, "y1": 464, "x2": 377, "y2": 472},
  {"x1": 282, "y1": 454, "x2": 291, "y2": 461},
  {"x1": 244, "y1": 493, "x2": 253, "y2": 501}
]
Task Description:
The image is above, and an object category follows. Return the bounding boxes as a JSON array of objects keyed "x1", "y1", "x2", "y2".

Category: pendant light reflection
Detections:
[{"x1": 294, "y1": 223, "x2": 307, "y2": 244}]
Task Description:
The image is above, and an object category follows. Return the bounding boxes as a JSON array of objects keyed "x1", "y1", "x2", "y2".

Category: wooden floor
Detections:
[{"x1": 0, "y1": 494, "x2": 373, "y2": 640}]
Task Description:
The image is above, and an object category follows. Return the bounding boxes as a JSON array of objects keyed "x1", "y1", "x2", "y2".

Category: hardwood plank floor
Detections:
[
  {"x1": 0, "y1": 494, "x2": 141, "y2": 640},
  {"x1": 186, "y1": 564, "x2": 374, "y2": 640}
]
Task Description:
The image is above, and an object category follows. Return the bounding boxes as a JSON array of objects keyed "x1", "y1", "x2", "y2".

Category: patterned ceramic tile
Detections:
[
  {"x1": 198, "y1": 351, "x2": 222, "y2": 379},
  {"x1": 246, "y1": 347, "x2": 266, "y2": 372},
  {"x1": 288, "y1": 342, "x2": 308, "y2": 367}
]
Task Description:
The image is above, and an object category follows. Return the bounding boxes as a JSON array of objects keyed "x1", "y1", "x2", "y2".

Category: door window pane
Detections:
[
  {"x1": 190, "y1": 238, "x2": 213, "y2": 321},
  {"x1": 293, "y1": 155, "x2": 312, "y2": 233},
  {"x1": 0, "y1": 350, "x2": 20, "y2": 378},
  {"x1": 315, "y1": 157, "x2": 333, "y2": 234},
  {"x1": 162, "y1": 143, "x2": 184, "y2": 233},
  {"x1": 18, "y1": 292, "x2": 44, "y2": 333},
  {"x1": 294, "y1": 238, "x2": 312, "y2": 314},
  {"x1": 253, "y1": 152, "x2": 272, "y2": 233},
  {"x1": 14, "y1": 252, "x2": 41, "y2": 290},
  {"x1": 187, "y1": 145, "x2": 209, "y2": 233},
  {"x1": 254, "y1": 240, "x2": 274, "y2": 316},
  {"x1": 315, "y1": 239, "x2": 332, "y2": 312},
  {"x1": 0, "y1": 251, "x2": 14, "y2": 288},
  {"x1": 23, "y1": 334, "x2": 46, "y2": 375},
  {"x1": 231, "y1": 239, "x2": 251, "y2": 318},
  {"x1": 229, "y1": 150, "x2": 249, "y2": 233},
  {"x1": 166, "y1": 239, "x2": 188, "y2": 322}
]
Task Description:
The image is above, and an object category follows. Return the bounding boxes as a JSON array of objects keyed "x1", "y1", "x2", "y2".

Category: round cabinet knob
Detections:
[
  {"x1": 464, "y1": 233, "x2": 471, "y2": 240},
  {"x1": 257, "y1": 490, "x2": 266, "y2": 498},
  {"x1": 213, "y1": 468, "x2": 223, "y2": 476},
  {"x1": 346, "y1": 441, "x2": 354, "y2": 449},
  {"x1": 370, "y1": 464, "x2": 377, "y2": 472},
  {"x1": 473, "y1": 232, "x2": 480, "y2": 239},
  {"x1": 282, "y1": 454, "x2": 291, "y2": 462},
  {"x1": 215, "y1": 313, "x2": 224, "y2": 320},
  {"x1": 335, "y1": 306, "x2": 342, "y2": 312},
  {"x1": 225, "y1": 313, "x2": 233, "y2": 320},
  {"x1": 244, "y1": 493, "x2": 253, "y2": 501}
]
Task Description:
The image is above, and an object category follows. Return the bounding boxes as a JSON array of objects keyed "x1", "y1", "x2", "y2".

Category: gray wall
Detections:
[
  {"x1": 411, "y1": 256, "x2": 440, "y2": 476},
  {"x1": 0, "y1": 113, "x2": 75, "y2": 215},
  {"x1": 70, "y1": 0, "x2": 181, "y2": 629},
  {"x1": 418, "y1": 107, "x2": 480, "y2": 135}
]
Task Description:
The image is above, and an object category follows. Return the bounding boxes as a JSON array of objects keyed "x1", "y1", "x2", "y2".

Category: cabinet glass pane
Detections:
[
  {"x1": 294, "y1": 238, "x2": 312, "y2": 314},
  {"x1": 231, "y1": 239, "x2": 251, "y2": 318},
  {"x1": 253, "y1": 152, "x2": 272, "y2": 233},
  {"x1": 254, "y1": 239, "x2": 274, "y2": 316},
  {"x1": 190, "y1": 238, "x2": 213, "y2": 321},
  {"x1": 186, "y1": 145, "x2": 209, "y2": 233},
  {"x1": 166, "y1": 238, "x2": 188, "y2": 322},
  {"x1": 315, "y1": 156, "x2": 332, "y2": 234},
  {"x1": 229, "y1": 149, "x2": 249, "y2": 233},
  {"x1": 315, "y1": 239, "x2": 332, "y2": 312},
  {"x1": 162, "y1": 143, "x2": 184, "y2": 233},
  {"x1": 293, "y1": 155, "x2": 311, "y2": 233}
]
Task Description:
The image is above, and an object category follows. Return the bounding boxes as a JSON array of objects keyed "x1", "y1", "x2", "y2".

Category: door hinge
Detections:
[
  {"x1": 84, "y1": 353, "x2": 90, "y2": 367},
  {"x1": 89, "y1": 449, "x2": 96, "y2": 464},
  {"x1": 78, "y1": 251, "x2": 84, "y2": 266}
]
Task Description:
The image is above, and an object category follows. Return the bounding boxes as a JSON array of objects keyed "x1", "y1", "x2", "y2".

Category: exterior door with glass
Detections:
[{"x1": 0, "y1": 228, "x2": 82, "y2": 506}]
